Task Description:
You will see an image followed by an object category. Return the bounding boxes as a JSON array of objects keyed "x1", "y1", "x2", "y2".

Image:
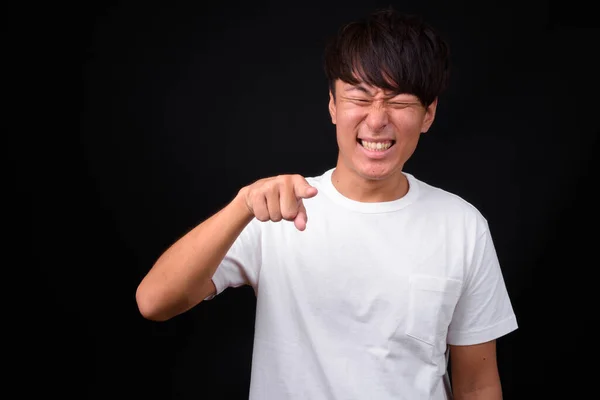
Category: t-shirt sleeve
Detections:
[
  {"x1": 447, "y1": 222, "x2": 518, "y2": 345},
  {"x1": 204, "y1": 218, "x2": 262, "y2": 300}
]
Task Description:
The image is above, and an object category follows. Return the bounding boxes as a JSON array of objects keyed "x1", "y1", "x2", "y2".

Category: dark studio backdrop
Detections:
[{"x1": 19, "y1": 0, "x2": 599, "y2": 399}]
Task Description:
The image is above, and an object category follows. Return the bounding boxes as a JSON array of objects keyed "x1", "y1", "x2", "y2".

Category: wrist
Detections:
[{"x1": 232, "y1": 187, "x2": 254, "y2": 222}]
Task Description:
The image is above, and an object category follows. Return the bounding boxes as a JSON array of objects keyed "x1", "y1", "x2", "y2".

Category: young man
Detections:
[{"x1": 136, "y1": 8, "x2": 518, "y2": 400}]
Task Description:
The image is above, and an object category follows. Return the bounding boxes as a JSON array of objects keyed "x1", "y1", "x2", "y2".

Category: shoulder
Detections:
[{"x1": 409, "y1": 174, "x2": 490, "y2": 233}]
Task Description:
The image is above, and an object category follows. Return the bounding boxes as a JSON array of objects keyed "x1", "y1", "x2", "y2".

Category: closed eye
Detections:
[
  {"x1": 347, "y1": 98, "x2": 371, "y2": 105},
  {"x1": 388, "y1": 102, "x2": 414, "y2": 109}
]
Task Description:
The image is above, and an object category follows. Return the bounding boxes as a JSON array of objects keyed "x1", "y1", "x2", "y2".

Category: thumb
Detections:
[{"x1": 294, "y1": 200, "x2": 309, "y2": 231}]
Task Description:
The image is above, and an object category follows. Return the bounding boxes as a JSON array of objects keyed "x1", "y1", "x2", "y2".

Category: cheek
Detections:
[
  {"x1": 392, "y1": 114, "x2": 425, "y2": 135},
  {"x1": 336, "y1": 108, "x2": 366, "y2": 130}
]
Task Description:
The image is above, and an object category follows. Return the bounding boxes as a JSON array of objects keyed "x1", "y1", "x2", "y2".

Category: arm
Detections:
[
  {"x1": 135, "y1": 174, "x2": 318, "y2": 322},
  {"x1": 135, "y1": 191, "x2": 254, "y2": 321},
  {"x1": 449, "y1": 340, "x2": 503, "y2": 400}
]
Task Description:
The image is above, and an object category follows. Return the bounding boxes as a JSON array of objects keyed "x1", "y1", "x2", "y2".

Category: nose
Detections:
[{"x1": 365, "y1": 102, "x2": 389, "y2": 132}]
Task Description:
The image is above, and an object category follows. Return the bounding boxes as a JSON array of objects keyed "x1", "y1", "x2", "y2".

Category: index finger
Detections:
[{"x1": 292, "y1": 175, "x2": 318, "y2": 199}]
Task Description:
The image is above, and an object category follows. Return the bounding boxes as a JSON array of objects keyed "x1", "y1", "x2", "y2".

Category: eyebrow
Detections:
[
  {"x1": 344, "y1": 85, "x2": 375, "y2": 96},
  {"x1": 344, "y1": 84, "x2": 411, "y2": 98},
  {"x1": 344, "y1": 85, "x2": 418, "y2": 102}
]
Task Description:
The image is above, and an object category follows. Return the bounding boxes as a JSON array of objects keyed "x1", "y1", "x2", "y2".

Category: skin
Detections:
[
  {"x1": 328, "y1": 79, "x2": 437, "y2": 202},
  {"x1": 450, "y1": 341, "x2": 503, "y2": 399},
  {"x1": 136, "y1": 174, "x2": 316, "y2": 321}
]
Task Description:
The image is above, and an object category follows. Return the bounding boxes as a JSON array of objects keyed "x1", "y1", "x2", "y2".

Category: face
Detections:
[{"x1": 328, "y1": 79, "x2": 437, "y2": 182}]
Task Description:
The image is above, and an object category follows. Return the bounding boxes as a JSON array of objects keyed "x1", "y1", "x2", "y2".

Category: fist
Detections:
[{"x1": 241, "y1": 174, "x2": 318, "y2": 231}]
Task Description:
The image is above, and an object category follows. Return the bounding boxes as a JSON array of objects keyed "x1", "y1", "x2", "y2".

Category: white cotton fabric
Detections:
[{"x1": 207, "y1": 168, "x2": 518, "y2": 400}]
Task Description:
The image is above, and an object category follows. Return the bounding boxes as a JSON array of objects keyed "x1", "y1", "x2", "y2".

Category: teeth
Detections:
[{"x1": 360, "y1": 140, "x2": 392, "y2": 151}]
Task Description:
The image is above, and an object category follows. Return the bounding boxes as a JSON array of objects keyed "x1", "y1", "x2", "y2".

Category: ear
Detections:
[
  {"x1": 328, "y1": 90, "x2": 337, "y2": 125},
  {"x1": 421, "y1": 97, "x2": 438, "y2": 133}
]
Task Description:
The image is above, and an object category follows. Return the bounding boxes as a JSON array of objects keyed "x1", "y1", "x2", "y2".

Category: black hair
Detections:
[{"x1": 324, "y1": 8, "x2": 451, "y2": 107}]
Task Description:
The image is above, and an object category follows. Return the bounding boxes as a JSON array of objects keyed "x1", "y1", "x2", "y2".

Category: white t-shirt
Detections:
[{"x1": 207, "y1": 168, "x2": 518, "y2": 400}]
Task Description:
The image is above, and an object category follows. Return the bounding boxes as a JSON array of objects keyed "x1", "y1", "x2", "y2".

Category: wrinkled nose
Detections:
[{"x1": 365, "y1": 103, "x2": 389, "y2": 132}]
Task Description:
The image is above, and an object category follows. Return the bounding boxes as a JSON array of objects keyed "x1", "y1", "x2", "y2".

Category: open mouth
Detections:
[{"x1": 357, "y1": 139, "x2": 396, "y2": 151}]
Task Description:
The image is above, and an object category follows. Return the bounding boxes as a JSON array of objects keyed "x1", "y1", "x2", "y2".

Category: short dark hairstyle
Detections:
[{"x1": 324, "y1": 8, "x2": 451, "y2": 107}]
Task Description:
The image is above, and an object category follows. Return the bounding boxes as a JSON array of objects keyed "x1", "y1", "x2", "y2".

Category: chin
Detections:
[{"x1": 355, "y1": 165, "x2": 401, "y2": 181}]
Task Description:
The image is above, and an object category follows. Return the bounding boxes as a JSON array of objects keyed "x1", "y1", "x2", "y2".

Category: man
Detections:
[{"x1": 136, "y1": 8, "x2": 518, "y2": 399}]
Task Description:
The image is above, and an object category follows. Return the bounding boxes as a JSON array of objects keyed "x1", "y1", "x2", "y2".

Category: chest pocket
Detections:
[{"x1": 406, "y1": 274, "x2": 463, "y2": 346}]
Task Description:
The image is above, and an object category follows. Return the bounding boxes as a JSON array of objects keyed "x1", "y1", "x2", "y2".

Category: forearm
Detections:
[
  {"x1": 453, "y1": 383, "x2": 502, "y2": 400},
  {"x1": 136, "y1": 190, "x2": 254, "y2": 321}
]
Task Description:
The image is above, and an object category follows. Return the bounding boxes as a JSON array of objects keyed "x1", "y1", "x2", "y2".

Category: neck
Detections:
[{"x1": 331, "y1": 162, "x2": 409, "y2": 203}]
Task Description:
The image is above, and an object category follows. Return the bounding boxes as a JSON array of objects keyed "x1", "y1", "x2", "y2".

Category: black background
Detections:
[{"x1": 15, "y1": 0, "x2": 599, "y2": 398}]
